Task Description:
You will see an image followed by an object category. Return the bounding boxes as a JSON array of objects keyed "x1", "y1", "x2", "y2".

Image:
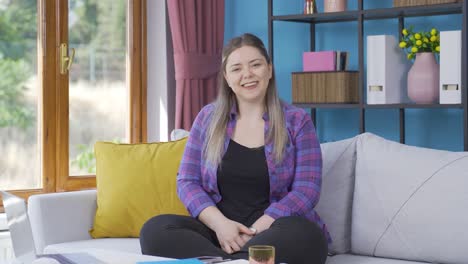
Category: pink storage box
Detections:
[{"x1": 303, "y1": 51, "x2": 336, "y2": 72}]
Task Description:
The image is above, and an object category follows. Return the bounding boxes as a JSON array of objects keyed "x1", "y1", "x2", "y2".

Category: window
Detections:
[
  {"x1": 68, "y1": 0, "x2": 128, "y2": 176},
  {"x1": 0, "y1": 0, "x2": 40, "y2": 191},
  {"x1": 0, "y1": 0, "x2": 146, "y2": 209}
]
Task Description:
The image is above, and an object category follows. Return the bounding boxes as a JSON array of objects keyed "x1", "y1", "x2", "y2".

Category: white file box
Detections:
[
  {"x1": 440, "y1": 30, "x2": 462, "y2": 104},
  {"x1": 367, "y1": 35, "x2": 410, "y2": 104}
]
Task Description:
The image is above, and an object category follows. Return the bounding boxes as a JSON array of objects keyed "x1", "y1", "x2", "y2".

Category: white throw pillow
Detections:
[
  {"x1": 170, "y1": 129, "x2": 189, "y2": 141},
  {"x1": 316, "y1": 136, "x2": 358, "y2": 254}
]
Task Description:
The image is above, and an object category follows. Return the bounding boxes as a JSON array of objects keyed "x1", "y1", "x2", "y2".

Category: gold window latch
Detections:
[{"x1": 60, "y1": 43, "x2": 75, "y2": 75}]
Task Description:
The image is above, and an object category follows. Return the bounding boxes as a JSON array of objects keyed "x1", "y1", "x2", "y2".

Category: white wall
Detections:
[{"x1": 146, "y1": 0, "x2": 175, "y2": 142}]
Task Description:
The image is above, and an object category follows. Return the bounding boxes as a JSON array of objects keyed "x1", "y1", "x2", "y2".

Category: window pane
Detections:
[
  {"x1": 68, "y1": 0, "x2": 128, "y2": 176},
  {"x1": 0, "y1": 0, "x2": 40, "y2": 190}
]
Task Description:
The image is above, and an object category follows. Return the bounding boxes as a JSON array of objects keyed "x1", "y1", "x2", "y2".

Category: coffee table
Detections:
[
  {"x1": 84, "y1": 249, "x2": 173, "y2": 263},
  {"x1": 84, "y1": 250, "x2": 249, "y2": 263},
  {"x1": 20, "y1": 249, "x2": 173, "y2": 264},
  {"x1": 26, "y1": 249, "x2": 249, "y2": 264}
]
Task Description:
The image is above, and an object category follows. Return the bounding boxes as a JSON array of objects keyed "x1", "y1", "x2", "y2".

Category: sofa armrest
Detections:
[{"x1": 28, "y1": 190, "x2": 97, "y2": 254}]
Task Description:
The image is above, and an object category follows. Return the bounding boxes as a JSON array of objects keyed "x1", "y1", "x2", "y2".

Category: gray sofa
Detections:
[{"x1": 28, "y1": 133, "x2": 468, "y2": 263}]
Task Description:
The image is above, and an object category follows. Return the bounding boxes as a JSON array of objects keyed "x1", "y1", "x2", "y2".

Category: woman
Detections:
[{"x1": 140, "y1": 33, "x2": 329, "y2": 264}]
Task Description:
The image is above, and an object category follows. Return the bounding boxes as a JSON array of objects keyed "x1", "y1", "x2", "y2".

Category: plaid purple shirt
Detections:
[{"x1": 177, "y1": 102, "x2": 330, "y2": 242}]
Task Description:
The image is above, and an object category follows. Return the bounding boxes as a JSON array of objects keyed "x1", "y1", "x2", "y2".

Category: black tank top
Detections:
[{"x1": 216, "y1": 139, "x2": 270, "y2": 227}]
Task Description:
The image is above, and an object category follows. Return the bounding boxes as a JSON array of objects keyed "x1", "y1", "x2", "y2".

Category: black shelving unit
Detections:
[{"x1": 268, "y1": 0, "x2": 468, "y2": 150}]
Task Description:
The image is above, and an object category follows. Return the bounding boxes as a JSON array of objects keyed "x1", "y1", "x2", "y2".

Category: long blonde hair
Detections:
[{"x1": 204, "y1": 33, "x2": 288, "y2": 166}]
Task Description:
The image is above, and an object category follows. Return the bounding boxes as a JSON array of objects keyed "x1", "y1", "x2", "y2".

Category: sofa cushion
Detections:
[
  {"x1": 43, "y1": 238, "x2": 141, "y2": 255},
  {"x1": 28, "y1": 190, "x2": 97, "y2": 254},
  {"x1": 352, "y1": 133, "x2": 468, "y2": 264},
  {"x1": 326, "y1": 254, "x2": 425, "y2": 264},
  {"x1": 170, "y1": 129, "x2": 190, "y2": 141},
  {"x1": 316, "y1": 136, "x2": 357, "y2": 254},
  {"x1": 90, "y1": 138, "x2": 190, "y2": 238}
]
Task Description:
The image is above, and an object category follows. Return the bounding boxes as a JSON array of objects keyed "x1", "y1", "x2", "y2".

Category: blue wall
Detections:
[{"x1": 224, "y1": 0, "x2": 463, "y2": 151}]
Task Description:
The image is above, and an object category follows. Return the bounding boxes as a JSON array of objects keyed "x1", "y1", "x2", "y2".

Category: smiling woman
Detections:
[
  {"x1": 140, "y1": 33, "x2": 329, "y2": 264},
  {"x1": 223, "y1": 46, "x2": 272, "y2": 105}
]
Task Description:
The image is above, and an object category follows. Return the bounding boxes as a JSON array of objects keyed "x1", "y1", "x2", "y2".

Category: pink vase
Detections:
[
  {"x1": 407, "y1": 52, "x2": 440, "y2": 104},
  {"x1": 324, "y1": 0, "x2": 347, "y2": 12}
]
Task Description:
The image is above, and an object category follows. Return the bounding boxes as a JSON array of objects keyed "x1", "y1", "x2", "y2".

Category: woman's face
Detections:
[{"x1": 224, "y1": 45, "x2": 272, "y2": 105}]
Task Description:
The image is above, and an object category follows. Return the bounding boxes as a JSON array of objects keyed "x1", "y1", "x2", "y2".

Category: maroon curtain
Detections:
[{"x1": 167, "y1": 0, "x2": 224, "y2": 130}]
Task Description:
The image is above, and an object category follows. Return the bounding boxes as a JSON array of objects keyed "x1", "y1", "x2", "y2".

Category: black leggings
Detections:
[{"x1": 140, "y1": 214, "x2": 328, "y2": 264}]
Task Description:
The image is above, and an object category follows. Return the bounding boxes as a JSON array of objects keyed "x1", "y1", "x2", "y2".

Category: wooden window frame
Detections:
[{"x1": 1, "y1": 0, "x2": 147, "y2": 211}]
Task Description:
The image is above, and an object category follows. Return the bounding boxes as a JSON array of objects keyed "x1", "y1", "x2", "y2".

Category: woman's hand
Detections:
[
  {"x1": 214, "y1": 219, "x2": 255, "y2": 254},
  {"x1": 251, "y1": 214, "x2": 275, "y2": 234},
  {"x1": 239, "y1": 233, "x2": 253, "y2": 245},
  {"x1": 197, "y1": 206, "x2": 255, "y2": 253}
]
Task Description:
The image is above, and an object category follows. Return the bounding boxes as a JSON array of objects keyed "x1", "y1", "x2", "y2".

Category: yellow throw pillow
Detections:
[{"x1": 90, "y1": 138, "x2": 189, "y2": 238}]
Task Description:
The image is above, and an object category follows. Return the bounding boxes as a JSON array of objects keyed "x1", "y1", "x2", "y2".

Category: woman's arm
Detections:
[
  {"x1": 198, "y1": 206, "x2": 229, "y2": 232},
  {"x1": 177, "y1": 106, "x2": 217, "y2": 217},
  {"x1": 250, "y1": 214, "x2": 275, "y2": 233},
  {"x1": 264, "y1": 112, "x2": 322, "y2": 220}
]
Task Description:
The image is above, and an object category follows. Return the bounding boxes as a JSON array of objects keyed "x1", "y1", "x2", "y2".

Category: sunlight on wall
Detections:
[{"x1": 147, "y1": 0, "x2": 174, "y2": 143}]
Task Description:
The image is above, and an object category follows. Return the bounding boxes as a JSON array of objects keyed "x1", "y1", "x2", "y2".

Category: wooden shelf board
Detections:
[
  {"x1": 272, "y1": 11, "x2": 359, "y2": 24},
  {"x1": 365, "y1": 103, "x2": 463, "y2": 109},
  {"x1": 364, "y1": 3, "x2": 462, "y2": 20},
  {"x1": 271, "y1": 3, "x2": 462, "y2": 24},
  {"x1": 294, "y1": 103, "x2": 463, "y2": 109},
  {"x1": 294, "y1": 103, "x2": 360, "y2": 108}
]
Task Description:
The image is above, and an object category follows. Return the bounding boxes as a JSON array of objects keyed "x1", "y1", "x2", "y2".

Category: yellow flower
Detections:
[{"x1": 400, "y1": 26, "x2": 440, "y2": 60}]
